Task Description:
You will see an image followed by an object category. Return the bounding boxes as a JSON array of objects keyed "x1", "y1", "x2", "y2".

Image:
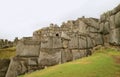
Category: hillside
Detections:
[
  {"x1": 19, "y1": 47, "x2": 120, "y2": 77},
  {"x1": 0, "y1": 47, "x2": 16, "y2": 59}
]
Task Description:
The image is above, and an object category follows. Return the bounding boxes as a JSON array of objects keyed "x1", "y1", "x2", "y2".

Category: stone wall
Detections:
[
  {"x1": 0, "y1": 59, "x2": 10, "y2": 77},
  {"x1": 3, "y1": 4, "x2": 120, "y2": 77},
  {"x1": 100, "y1": 4, "x2": 120, "y2": 46}
]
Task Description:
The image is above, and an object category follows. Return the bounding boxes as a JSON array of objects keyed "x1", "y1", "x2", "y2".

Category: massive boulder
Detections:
[
  {"x1": 16, "y1": 38, "x2": 40, "y2": 57},
  {"x1": 0, "y1": 59, "x2": 10, "y2": 77}
]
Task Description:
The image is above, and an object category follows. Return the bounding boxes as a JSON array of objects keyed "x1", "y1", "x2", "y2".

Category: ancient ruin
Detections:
[
  {"x1": 0, "y1": 4, "x2": 120, "y2": 77},
  {"x1": 0, "y1": 37, "x2": 19, "y2": 49}
]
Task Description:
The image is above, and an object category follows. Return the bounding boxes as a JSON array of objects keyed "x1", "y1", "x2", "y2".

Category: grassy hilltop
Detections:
[
  {"x1": 0, "y1": 47, "x2": 16, "y2": 59},
  {"x1": 19, "y1": 47, "x2": 120, "y2": 77}
]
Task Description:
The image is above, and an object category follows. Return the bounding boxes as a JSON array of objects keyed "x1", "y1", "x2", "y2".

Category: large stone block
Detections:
[
  {"x1": 94, "y1": 34, "x2": 104, "y2": 45},
  {"x1": 99, "y1": 23, "x2": 104, "y2": 33},
  {"x1": 41, "y1": 37, "x2": 62, "y2": 49},
  {"x1": 0, "y1": 59, "x2": 10, "y2": 77},
  {"x1": 78, "y1": 36, "x2": 94, "y2": 49},
  {"x1": 16, "y1": 42, "x2": 40, "y2": 57},
  {"x1": 100, "y1": 22, "x2": 110, "y2": 35},
  {"x1": 53, "y1": 37, "x2": 62, "y2": 48},
  {"x1": 88, "y1": 26, "x2": 99, "y2": 33},
  {"x1": 100, "y1": 13, "x2": 106, "y2": 22},
  {"x1": 61, "y1": 49, "x2": 73, "y2": 63},
  {"x1": 78, "y1": 37, "x2": 86, "y2": 49},
  {"x1": 79, "y1": 50, "x2": 87, "y2": 57},
  {"x1": 112, "y1": 4, "x2": 120, "y2": 15},
  {"x1": 115, "y1": 12, "x2": 120, "y2": 28},
  {"x1": 104, "y1": 22, "x2": 110, "y2": 34},
  {"x1": 38, "y1": 49, "x2": 61, "y2": 66},
  {"x1": 72, "y1": 49, "x2": 81, "y2": 60},
  {"x1": 62, "y1": 40, "x2": 69, "y2": 48},
  {"x1": 109, "y1": 15, "x2": 115, "y2": 29},
  {"x1": 28, "y1": 58, "x2": 38, "y2": 66},
  {"x1": 6, "y1": 58, "x2": 28, "y2": 77},
  {"x1": 69, "y1": 37, "x2": 79, "y2": 49},
  {"x1": 109, "y1": 28, "x2": 120, "y2": 45},
  {"x1": 41, "y1": 37, "x2": 53, "y2": 48}
]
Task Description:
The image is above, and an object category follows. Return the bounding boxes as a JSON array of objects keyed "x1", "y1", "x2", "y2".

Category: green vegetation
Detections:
[
  {"x1": 0, "y1": 47, "x2": 16, "y2": 59},
  {"x1": 19, "y1": 47, "x2": 120, "y2": 77}
]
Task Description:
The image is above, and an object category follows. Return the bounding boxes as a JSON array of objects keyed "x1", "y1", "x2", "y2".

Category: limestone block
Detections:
[
  {"x1": 38, "y1": 49, "x2": 61, "y2": 66},
  {"x1": 99, "y1": 23, "x2": 104, "y2": 33},
  {"x1": 105, "y1": 11, "x2": 112, "y2": 19},
  {"x1": 53, "y1": 37, "x2": 62, "y2": 48},
  {"x1": 87, "y1": 37, "x2": 94, "y2": 48},
  {"x1": 109, "y1": 15, "x2": 115, "y2": 29},
  {"x1": 89, "y1": 33, "x2": 102, "y2": 46},
  {"x1": 79, "y1": 50, "x2": 87, "y2": 57},
  {"x1": 100, "y1": 13, "x2": 106, "y2": 22},
  {"x1": 88, "y1": 27, "x2": 98, "y2": 33},
  {"x1": 62, "y1": 40, "x2": 69, "y2": 48},
  {"x1": 79, "y1": 37, "x2": 94, "y2": 49},
  {"x1": 94, "y1": 34, "x2": 104, "y2": 45},
  {"x1": 104, "y1": 34, "x2": 110, "y2": 44},
  {"x1": 99, "y1": 22, "x2": 110, "y2": 35},
  {"x1": 109, "y1": 28, "x2": 120, "y2": 45},
  {"x1": 78, "y1": 37, "x2": 86, "y2": 49},
  {"x1": 69, "y1": 37, "x2": 78, "y2": 49},
  {"x1": 28, "y1": 58, "x2": 38, "y2": 66},
  {"x1": 115, "y1": 12, "x2": 120, "y2": 28},
  {"x1": 16, "y1": 42, "x2": 40, "y2": 57},
  {"x1": 6, "y1": 58, "x2": 27, "y2": 77},
  {"x1": 61, "y1": 49, "x2": 73, "y2": 63},
  {"x1": 78, "y1": 21, "x2": 87, "y2": 33},
  {"x1": 112, "y1": 4, "x2": 120, "y2": 15},
  {"x1": 72, "y1": 49, "x2": 81, "y2": 60},
  {"x1": 104, "y1": 22, "x2": 110, "y2": 34},
  {"x1": 41, "y1": 37, "x2": 53, "y2": 48},
  {"x1": 0, "y1": 59, "x2": 10, "y2": 77}
]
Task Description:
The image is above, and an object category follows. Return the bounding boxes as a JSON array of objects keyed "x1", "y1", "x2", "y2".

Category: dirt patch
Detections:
[{"x1": 112, "y1": 55, "x2": 120, "y2": 64}]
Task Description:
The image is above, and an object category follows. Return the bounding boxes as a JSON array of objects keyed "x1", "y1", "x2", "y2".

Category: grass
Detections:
[
  {"x1": 0, "y1": 47, "x2": 16, "y2": 59},
  {"x1": 19, "y1": 47, "x2": 120, "y2": 77}
]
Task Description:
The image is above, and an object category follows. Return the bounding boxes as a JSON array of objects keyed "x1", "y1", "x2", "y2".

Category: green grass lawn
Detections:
[
  {"x1": 19, "y1": 47, "x2": 120, "y2": 77},
  {"x1": 0, "y1": 47, "x2": 16, "y2": 59}
]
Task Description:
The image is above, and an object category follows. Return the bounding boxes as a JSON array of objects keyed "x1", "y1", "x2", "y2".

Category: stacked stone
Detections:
[{"x1": 100, "y1": 4, "x2": 120, "y2": 46}]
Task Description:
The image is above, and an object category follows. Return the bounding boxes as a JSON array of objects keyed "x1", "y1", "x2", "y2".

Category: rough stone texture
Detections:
[
  {"x1": 38, "y1": 49, "x2": 61, "y2": 66},
  {"x1": 72, "y1": 49, "x2": 81, "y2": 60},
  {"x1": 28, "y1": 58, "x2": 38, "y2": 66},
  {"x1": 109, "y1": 15, "x2": 116, "y2": 29},
  {"x1": 109, "y1": 28, "x2": 120, "y2": 45},
  {"x1": 53, "y1": 37, "x2": 62, "y2": 48},
  {"x1": 5, "y1": 58, "x2": 28, "y2": 77},
  {"x1": 94, "y1": 34, "x2": 104, "y2": 45},
  {"x1": 0, "y1": 59, "x2": 10, "y2": 77},
  {"x1": 16, "y1": 41, "x2": 40, "y2": 57},
  {"x1": 115, "y1": 12, "x2": 120, "y2": 28},
  {"x1": 61, "y1": 49, "x2": 73, "y2": 63},
  {"x1": 112, "y1": 4, "x2": 120, "y2": 15},
  {"x1": 69, "y1": 36, "x2": 79, "y2": 49},
  {"x1": 99, "y1": 4, "x2": 120, "y2": 46}
]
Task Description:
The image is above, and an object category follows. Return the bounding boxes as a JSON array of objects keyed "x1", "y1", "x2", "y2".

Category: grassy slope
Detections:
[
  {"x1": 0, "y1": 47, "x2": 16, "y2": 59},
  {"x1": 20, "y1": 47, "x2": 120, "y2": 77}
]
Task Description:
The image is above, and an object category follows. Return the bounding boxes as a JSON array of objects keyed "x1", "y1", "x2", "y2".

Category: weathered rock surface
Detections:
[
  {"x1": 99, "y1": 4, "x2": 120, "y2": 46},
  {"x1": 0, "y1": 59, "x2": 10, "y2": 77}
]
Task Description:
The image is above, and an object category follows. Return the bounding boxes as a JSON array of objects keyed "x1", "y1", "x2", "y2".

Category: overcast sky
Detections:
[{"x1": 0, "y1": 0, "x2": 120, "y2": 40}]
